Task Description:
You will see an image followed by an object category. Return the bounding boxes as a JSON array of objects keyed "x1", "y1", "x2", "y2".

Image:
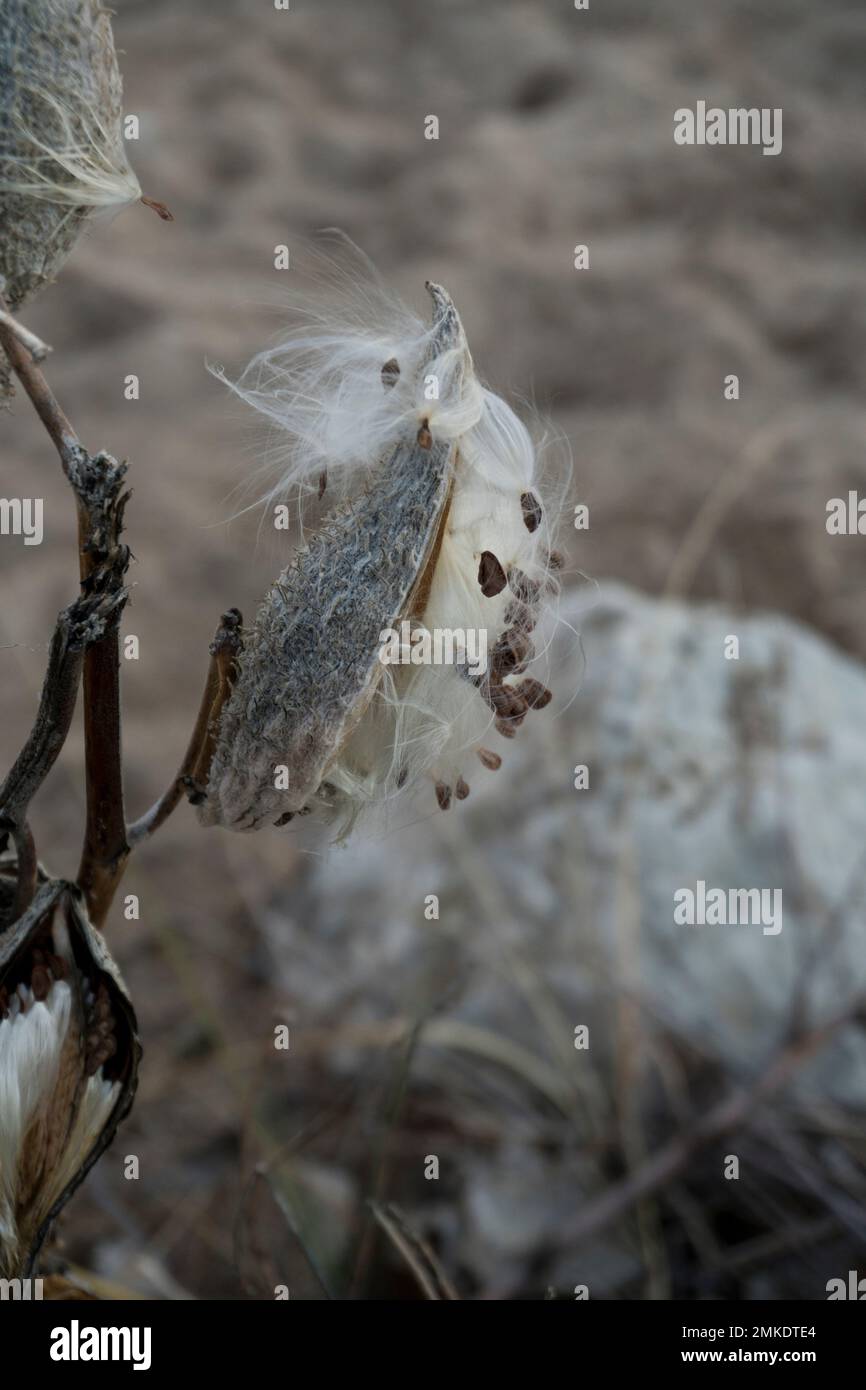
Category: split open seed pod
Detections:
[
  {"x1": 199, "y1": 269, "x2": 564, "y2": 834},
  {"x1": 0, "y1": 879, "x2": 139, "y2": 1279},
  {"x1": 0, "y1": 0, "x2": 142, "y2": 326}
]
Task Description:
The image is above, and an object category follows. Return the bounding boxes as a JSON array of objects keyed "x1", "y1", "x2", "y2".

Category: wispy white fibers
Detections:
[
  {"x1": 0, "y1": 981, "x2": 72, "y2": 1263},
  {"x1": 210, "y1": 240, "x2": 570, "y2": 829},
  {"x1": 0, "y1": 968, "x2": 121, "y2": 1273},
  {"x1": 325, "y1": 401, "x2": 568, "y2": 824},
  {"x1": 211, "y1": 236, "x2": 486, "y2": 513},
  {"x1": 0, "y1": 86, "x2": 141, "y2": 215}
]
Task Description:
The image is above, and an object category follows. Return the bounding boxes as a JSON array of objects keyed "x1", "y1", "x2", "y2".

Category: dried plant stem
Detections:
[
  {"x1": 0, "y1": 293, "x2": 128, "y2": 926},
  {"x1": 0, "y1": 292, "x2": 78, "y2": 473},
  {"x1": 0, "y1": 588, "x2": 125, "y2": 910},
  {"x1": 0, "y1": 305, "x2": 51, "y2": 362},
  {"x1": 74, "y1": 474, "x2": 132, "y2": 927},
  {"x1": 0, "y1": 601, "x2": 91, "y2": 820},
  {"x1": 127, "y1": 609, "x2": 243, "y2": 846},
  {"x1": 0, "y1": 291, "x2": 245, "y2": 926},
  {"x1": 368, "y1": 1201, "x2": 459, "y2": 1300},
  {"x1": 77, "y1": 615, "x2": 128, "y2": 927}
]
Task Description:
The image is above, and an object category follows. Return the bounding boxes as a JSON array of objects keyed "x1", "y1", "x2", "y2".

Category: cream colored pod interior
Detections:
[
  {"x1": 0, "y1": 877, "x2": 139, "y2": 1279},
  {"x1": 200, "y1": 267, "x2": 566, "y2": 835}
]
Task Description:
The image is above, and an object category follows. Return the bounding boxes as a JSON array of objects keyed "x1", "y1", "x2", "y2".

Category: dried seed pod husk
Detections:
[
  {"x1": 199, "y1": 283, "x2": 466, "y2": 832},
  {"x1": 0, "y1": 1, "x2": 140, "y2": 390},
  {"x1": 0, "y1": 879, "x2": 139, "y2": 1278},
  {"x1": 201, "y1": 258, "x2": 565, "y2": 833}
]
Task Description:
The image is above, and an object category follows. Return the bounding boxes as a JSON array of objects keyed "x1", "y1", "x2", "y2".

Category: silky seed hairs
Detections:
[
  {"x1": 0, "y1": 882, "x2": 139, "y2": 1279},
  {"x1": 200, "y1": 247, "x2": 566, "y2": 834},
  {"x1": 0, "y1": 0, "x2": 142, "y2": 314}
]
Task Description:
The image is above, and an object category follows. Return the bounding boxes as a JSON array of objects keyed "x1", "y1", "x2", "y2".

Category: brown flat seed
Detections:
[
  {"x1": 274, "y1": 811, "x2": 294, "y2": 826},
  {"x1": 495, "y1": 717, "x2": 519, "y2": 739},
  {"x1": 478, "y1": 550, "x2": 508, "y2": 598},
  {"x1": 417, "y1": 422, "x2": 433, "y2": 449},
  {"x1": 396, "y1": 767, "x2": 408, "y2": 788},
  {"x1": 435, "y1": 782, "x2": 452, "y2": 810},
  {"x1": 477, "y1": 748, "x2": 502, "y2": 770},
  {"x1": 492, "y1": 686, "x2": 528, "y2": 719},
  {"x1": 521, "y1": 492, "x2": 543, "y2": 533},
  {"x1": 548, "y1": 549, "x2": 564, "y2": 569},
  {"x1": 31, "y1": 964, "x2": 51, "y2": 1001},
  {"x1": 491, "y1": 628, "x2": 534, "y2": 674},
  {"x1": 517, "y1": 677, "x2": 552, "y2": 709},
  {"x1": 318, "y1": 470, "x2": 328, "y2": 498},
  {"x1": 455, "y1": 777, "x2": 470, "y2": 800},
  {"x1": 381, "y1": 357, "x2": 400, "y2": 388}
]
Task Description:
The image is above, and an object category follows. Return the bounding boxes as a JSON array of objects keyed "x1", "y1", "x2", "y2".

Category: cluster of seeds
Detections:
[
  {"x1": 0, "y1": 938, "x2": 69, "y2": 1016},
  {"x1": 82, "y1": 978, "x2": 117, "y2": 1076},
  {"x1": 0, "y1": 938, "x2": 117, "y2": 1077},
  {"x1": 434, "y1": 491, "x2": 558, "y2": 810}
]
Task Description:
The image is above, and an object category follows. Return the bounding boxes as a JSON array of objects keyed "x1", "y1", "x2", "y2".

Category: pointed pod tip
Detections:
[
  {"x1": 424, "y1": 280, "x2": 469, "y2": 360},
  {"x1": 425, "y1": 279, "x2": 451, "y2": 315}
]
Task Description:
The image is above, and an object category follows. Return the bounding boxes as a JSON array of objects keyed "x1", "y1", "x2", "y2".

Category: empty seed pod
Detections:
[
  {"x1": 0, "y1": 0, "x2": 142, "y2": 389},
  {"x1": 0, "y1": 879, "x2": 139, "y2": 1279},
  {"x1": 200, "y1": 258, "x2": 564, "y2": 833}
]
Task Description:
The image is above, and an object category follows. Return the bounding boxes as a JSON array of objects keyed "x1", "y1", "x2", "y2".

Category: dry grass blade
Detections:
[{"x1": 368, "y1": 1201, "x2": 459, "y2": 1300}]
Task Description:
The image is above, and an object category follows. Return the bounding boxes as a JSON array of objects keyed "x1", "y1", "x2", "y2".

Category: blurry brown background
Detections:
[{"x1": 3, "y1": 0, "x2": 866, "y2": 1299}]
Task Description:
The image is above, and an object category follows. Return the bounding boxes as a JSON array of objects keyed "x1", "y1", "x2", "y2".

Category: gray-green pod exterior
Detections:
[
  {"x1": 198, "y1": 282, "x2": 468, "y2": 831},
  {"x1": 0, "y1": 0, "x2": 138, "y2": 311}
]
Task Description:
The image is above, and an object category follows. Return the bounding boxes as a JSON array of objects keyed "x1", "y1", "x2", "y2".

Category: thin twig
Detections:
[
  {"x1": 0, "y1": 601, "x2": 90, "y2": 822},
  {"x1": 0, "y1": 291, "x2": 78, "y2": 476},
  {"x1": 0, "y1": 307, "x2": 51, "y2": 362},
  {"x1": 368, "y1": 1201, "x2": 459, "y2": 1300},
  {"x1": 127, "y1": 609, "x2": 243, "y2": 845}
]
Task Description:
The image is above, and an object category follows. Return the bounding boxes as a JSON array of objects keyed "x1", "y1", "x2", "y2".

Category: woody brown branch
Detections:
[
  {"x1": 73, "y1": 460, "x2": 131, "y2": 927},
  {"x1": 0, "y1": 293, "x2": 131, "y2": 928},
  {"x1": 0, "y1": 587, "x2": 127, "y2": 918},
  {"x1": 0, "y1": 293, "x2": 248, "y2": 921}
]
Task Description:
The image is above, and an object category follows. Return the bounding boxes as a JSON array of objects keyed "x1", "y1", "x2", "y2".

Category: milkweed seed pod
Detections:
[
  {"x1": 0, "y1": 0, "x2": 141, "y2": 388},
  {"x1": 200, "y1": 257, "x2": 565, "y2": 833},
  {"x1": 0, "y1": 879, "x2": 139, "y2": 1279}
]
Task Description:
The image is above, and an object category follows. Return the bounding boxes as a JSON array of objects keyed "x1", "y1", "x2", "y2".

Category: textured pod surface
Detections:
[
  {"x1": 199, "y1": 283, "x2": 465, "y2": 831},
  {"x1": 0, "y1": 0, "x2": 138, "y2": 312},
  {"x1": 0, "y1": 879, "x2": 139, "y2": 1278}
]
